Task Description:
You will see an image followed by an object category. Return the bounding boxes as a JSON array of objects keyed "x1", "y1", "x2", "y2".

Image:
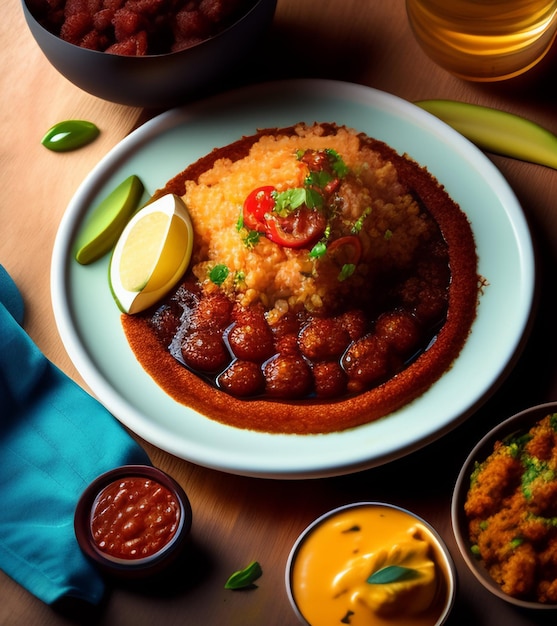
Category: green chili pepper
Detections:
[
  {"x1": 41, "y1": 120, "x2": 100, "y2": 152},
  {"x1": 224, "y1": 560, "x2": 262, "y2": 589}
]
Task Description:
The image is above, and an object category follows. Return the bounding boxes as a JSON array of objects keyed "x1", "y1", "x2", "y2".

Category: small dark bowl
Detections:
[
  {"x1": 21, "y1": 0, "x2": 277, "y2": 108},
  {"x1": 74, "y1": 465, "x2": 192, "y2": 579},
  {"x1": 286, "y1": 502, "x2": 457, "y2": 626},
  {"x1": 452, "y1": 401, "x2": 557, "y2": 610}
]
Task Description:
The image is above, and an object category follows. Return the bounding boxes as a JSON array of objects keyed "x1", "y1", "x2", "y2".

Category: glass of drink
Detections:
[{"x1": 406, "y1": 0, "x2": 557, "y2": 81}]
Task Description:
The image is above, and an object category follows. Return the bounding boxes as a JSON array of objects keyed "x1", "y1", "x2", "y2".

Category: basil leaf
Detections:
[
  {"x1": 325, "y1": 148, "x2": 349, "y2": 178},
  {"x1": 274, "y1": 188, "x2": 307, "y2": 214},
  {"x1": 367, "y1": 565, "x2": 419, "y2": 584},
  {"x1": 224, "y1": 560, "x2": 262, "y2": 589}
]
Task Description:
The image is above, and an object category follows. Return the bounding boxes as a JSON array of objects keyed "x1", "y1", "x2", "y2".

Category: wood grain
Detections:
[{"x1": 1, "y1": 1, "x2": 556, "y2": 624}]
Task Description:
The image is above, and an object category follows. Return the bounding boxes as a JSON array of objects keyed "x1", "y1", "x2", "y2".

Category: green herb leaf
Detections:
[
  {"x1": 351, "y1": 207, "x2": 371, "y2": 234},
  {"x1": 209, "y1": 264, "x2": 229, "y2": 285},
  {"x1": 274, "y1": 188, "x2": 307, "y2": 214},
  {"x1": 338, "y1": 263, "x2": 356, "y2": 281},
  {"x1": 274, "y1": 188, "x2": 323, "y2": 214},
  {"x1": 306, "y1": 170, "x2": 334, "y2": 189},
  {"x1": 325, "y1": 148, "x2": 349, "y2": 178},
  {"x1": 309, "y1": 241, "x2": 327, "y2": 259},
  {"x1": 242, "y1": 230, "x2": 260, "y2": 249},
  {"x1": 367, "y1": 565, "x2": 420, "y2": 584},
  {"x1": 224, "y1": 561, "x2": 262, "y2": 589}
]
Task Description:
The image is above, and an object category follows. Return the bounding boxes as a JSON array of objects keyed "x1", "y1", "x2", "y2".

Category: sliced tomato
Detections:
[
  {"x1": 265, "y1": 208, "x2": 327, "y2": 249},
  {"x1": 327, "y1": 235, "x2": 362, "y2": 266},
  {"x1": 243, "y1": 186, "x2": 276, "y2": 232}
]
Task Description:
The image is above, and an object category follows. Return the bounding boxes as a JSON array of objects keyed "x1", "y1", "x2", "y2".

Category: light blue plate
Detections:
[{"x1": 51, "y1": 79, "x2": 535, "y2": 478}]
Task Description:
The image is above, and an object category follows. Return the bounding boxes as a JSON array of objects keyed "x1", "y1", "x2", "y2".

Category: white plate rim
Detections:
[{"x1": 51, "y1": 78, "x2": 535, "y2": 479}]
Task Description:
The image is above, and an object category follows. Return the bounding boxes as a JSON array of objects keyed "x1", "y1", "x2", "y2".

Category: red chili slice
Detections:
[
  {"x1": 243, "y1": 186, "x2": 276, "y2": 232},
  {"x1": 327, "y1": 235, "x2": 363, "y2": 266}
]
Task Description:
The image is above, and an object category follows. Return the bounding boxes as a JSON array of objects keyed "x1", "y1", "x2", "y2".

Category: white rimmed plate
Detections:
[{"x1": 51, "y1": 79, "x2": 535, "y2": 479}]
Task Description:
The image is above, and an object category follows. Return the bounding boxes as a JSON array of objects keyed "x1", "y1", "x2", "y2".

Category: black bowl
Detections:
[
  {"x1": 21, "y1": 0, "x2": 277, "y2": 108},
  {"x1": 74, "y1": 465, "x2": 192, "y2": 579}
]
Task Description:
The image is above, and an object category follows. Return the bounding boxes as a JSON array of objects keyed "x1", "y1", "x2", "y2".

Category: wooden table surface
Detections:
[{"x1": 2, "y1": 1, "x2": 557, "y2": 624}]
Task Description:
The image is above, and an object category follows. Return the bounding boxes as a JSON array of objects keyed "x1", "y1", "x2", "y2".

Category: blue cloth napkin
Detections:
[{"x1": 0, "y1": 265, "x2": 150, "y2": 605}]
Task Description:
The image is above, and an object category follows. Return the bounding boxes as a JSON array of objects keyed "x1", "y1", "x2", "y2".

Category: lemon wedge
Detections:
[{"x1": 109, "y1": 193, "x2": 193, "y2": 314}]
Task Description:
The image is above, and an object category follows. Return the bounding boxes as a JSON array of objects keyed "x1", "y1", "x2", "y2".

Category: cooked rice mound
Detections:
[
  {"x1": 122, "y1": 123, "x2": 479, "y2": 434},
  {"x1": 184, "y1": 124, "x2": 430, "y2": 322}
]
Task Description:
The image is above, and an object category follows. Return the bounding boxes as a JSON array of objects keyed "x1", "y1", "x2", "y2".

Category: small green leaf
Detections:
[
  {"x1": 338, "y1": 263, "x2": 356, "y2": 281},
  {"x1": 309, "y1": 241, "x2": 327, "y2": 258},
  {"x1": 41, "y1": 120, "x2": 100, "y2": 152},
  {"x1": 274, "y1": 188, "x2": 307, "y2": 214},
  {"x1": 209, "y1": 264, "x2": 229, "y2": 285},
  {"x1": 224, "y1": 561, "x2": 262, "y2": 589},
  {"x1": 367, "y1": 565, "x2": 420, "y2": 584},
  {"x1": 325, "y1": 148, "x2": 349, "y2": 178},
  {"x1": 242, "y1": 230, "x2": 260, "y2": 249}
]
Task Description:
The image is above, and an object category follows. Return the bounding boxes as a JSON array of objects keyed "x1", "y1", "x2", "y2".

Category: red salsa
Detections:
[{"x1": 90, "y1": 477, "x2": 181, "y2": 560}]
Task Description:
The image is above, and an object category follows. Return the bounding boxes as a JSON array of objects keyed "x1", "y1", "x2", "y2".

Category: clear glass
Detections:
[{"x1": 406, "y1": 0, "x2": 557, "y2": 81}]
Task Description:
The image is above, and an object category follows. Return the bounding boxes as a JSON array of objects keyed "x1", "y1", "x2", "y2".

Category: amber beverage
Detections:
[{"x1": 406, "y1": 0, "x2": 557, "y2": 81}]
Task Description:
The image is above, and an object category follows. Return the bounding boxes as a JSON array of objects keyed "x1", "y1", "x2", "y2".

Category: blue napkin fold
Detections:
[{"x1": 0, "y1": 265, "x2": 150, "y2": 605}]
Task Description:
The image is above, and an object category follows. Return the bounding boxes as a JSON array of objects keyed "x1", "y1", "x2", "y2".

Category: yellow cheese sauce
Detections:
[{"x1": 290, "y1": 505, "x2": 452, "y2": 626}]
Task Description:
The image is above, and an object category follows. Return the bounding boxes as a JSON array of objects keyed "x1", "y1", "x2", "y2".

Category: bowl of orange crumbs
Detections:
[
  {"x1": 452, "y1": 401, "x2": 557, "y2": 610},
  {"x1": 21, "y1": 0, "x2": 277, "y2": 107}
]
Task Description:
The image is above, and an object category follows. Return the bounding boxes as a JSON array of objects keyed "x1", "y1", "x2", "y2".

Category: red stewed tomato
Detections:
[
  {"x1": 243, "y1": 186, "x2": 276, "y2": 232},
  {"x1": 265, "y1": 209, "x2": 327, "y2": 249},
  {"x1": 243, "y1": 186, "x2": 327, "y2": 249}
]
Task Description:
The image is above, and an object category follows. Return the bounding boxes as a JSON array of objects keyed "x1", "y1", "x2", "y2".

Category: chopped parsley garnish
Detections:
[
  {"x1": 209, "y1": 264, "x2": 229, "y2": 285},
  {"x1": 242, "y1": 230, "x2": 260, "y2": 248},
  {"x1": 510, "y1": 537, "x2": 524, "y2": 549},
  {"x1": 309, "y1": 241, "x2": 327, "y2": 259},
  {"x1": 338, "y1": 263, "x2": 356, "y2": 281},
  {"x1": 325, "y1": 148, "x2": 349, "y2": 178},
  {"x1": 521, "y1": 455, "x2": 554, "y2": 499},
  {"x1": 273, "y1": 187, "x2": 323, "y2": 214},
  {"x1": 306, "y1": 169, "x2": 334, "y2": 189},
  {"x1": 351, "y1": 207, "x2": 371, "y2": 234}
]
